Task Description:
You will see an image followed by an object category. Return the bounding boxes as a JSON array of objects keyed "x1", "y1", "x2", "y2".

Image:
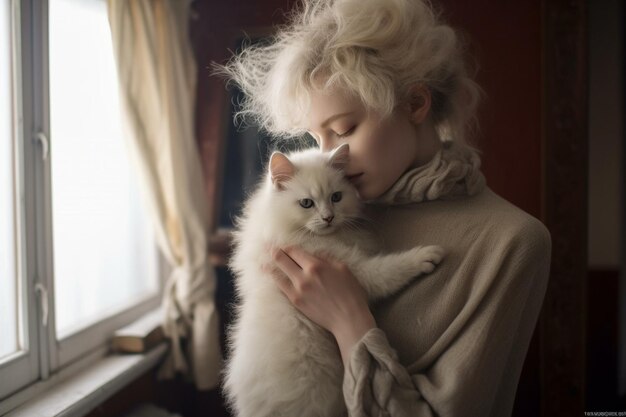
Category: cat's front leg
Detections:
[{"x1": 351, "y1": 245, "x2": 445, "y2": 301}]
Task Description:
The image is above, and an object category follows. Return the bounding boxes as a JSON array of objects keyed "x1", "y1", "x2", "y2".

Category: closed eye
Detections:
[{"x1": 336, "y1": 126, "x2": 356, "y2": 138}]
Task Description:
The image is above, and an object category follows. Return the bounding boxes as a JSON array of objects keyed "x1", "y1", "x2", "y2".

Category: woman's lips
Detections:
[{"x1": 346, "y1": 173, "x2": 363, "y2": 184}]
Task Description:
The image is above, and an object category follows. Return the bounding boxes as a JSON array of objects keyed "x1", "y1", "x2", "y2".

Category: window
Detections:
[
  {"x1": 0, "y1": 0, "x2": 162, "y2": 401},
  {"x1": 1, "y1": 0, "x2": 19, "y2": 362},
  {"x1": 49, "y1": 0, "x2": 158, "y2": 339},
  {"x1": 0, "y1": 0, "x2": 39, "y2": 402}
]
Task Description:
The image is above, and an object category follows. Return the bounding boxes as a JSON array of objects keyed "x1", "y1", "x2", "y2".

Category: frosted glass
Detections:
[
  {"x1": 49, "y1": 0, "x2": 158, "y2": 338},
  {"x1": 0, "y1": 0, "x2": 18, "y2": 360}
]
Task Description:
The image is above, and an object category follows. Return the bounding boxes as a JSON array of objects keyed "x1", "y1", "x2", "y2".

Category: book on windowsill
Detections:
[{"x1": 111, "y1": 309, "x2": 165, "y2": 353}]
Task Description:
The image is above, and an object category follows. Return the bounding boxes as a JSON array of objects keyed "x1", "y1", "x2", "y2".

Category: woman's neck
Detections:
[
  {"x1": 370, "y1": 139, "x2": 486, "y2": 205},
  {"x1": 410, "y1": 119, "x2": 443, "y2": 169}
]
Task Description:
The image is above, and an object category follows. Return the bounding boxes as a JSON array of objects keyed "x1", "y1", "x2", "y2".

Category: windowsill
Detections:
[{"x1": 2, "y1": 343, "x2": 168, "y2": 417}]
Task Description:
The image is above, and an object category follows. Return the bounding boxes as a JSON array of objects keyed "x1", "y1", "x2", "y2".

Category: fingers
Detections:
[
  {"x1": 270, "y1": 246, "x2": 326, "y2": 302},
  {"x1": 281, "y1": 245, "x2": 319, "y2": 271},
  {"x1": 271, "y1": 247, "x2": 303, "y2": 280}
]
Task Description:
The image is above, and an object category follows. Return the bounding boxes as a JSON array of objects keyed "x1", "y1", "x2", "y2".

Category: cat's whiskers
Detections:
[
  {"x1": 343, "y1": 217, "x2": 368, "y2": 230},
  {"x1": 344, "y1": 223, "x2": 360, "y2": 233},
  {"x1": 291, "y1": 224, "x2": 312, "y2": 239},
  {"x1": 347, "y1": 215, "x2": 373, "y2": 227}
]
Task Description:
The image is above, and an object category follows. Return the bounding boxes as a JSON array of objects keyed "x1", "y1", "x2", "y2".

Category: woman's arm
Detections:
[
  {"x1": 333, "y1": 311, "x2": 377, "y2": 367},
  {"x1": 343, "y1": 225, "x2": 552, "y2": 417}
]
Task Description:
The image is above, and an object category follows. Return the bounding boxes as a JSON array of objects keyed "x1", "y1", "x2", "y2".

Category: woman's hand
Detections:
[{"x1": 270, "y1": 245, "x2": 377, "y2": 365}]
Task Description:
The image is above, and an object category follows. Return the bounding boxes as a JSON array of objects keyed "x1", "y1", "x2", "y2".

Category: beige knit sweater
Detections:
[{"x1": 342, "y1": 141, "x2": 552, "y2": 417}]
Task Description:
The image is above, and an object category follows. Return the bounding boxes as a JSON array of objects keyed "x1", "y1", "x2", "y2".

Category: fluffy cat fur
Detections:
[{"x1": 223, "y1": 144, "x2": 445, "y2": 417}]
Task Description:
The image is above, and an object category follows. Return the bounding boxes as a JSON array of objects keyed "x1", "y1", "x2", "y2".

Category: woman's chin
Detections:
[{"x1": 354, "y1": 184, "x2": 375, "y2": 201}]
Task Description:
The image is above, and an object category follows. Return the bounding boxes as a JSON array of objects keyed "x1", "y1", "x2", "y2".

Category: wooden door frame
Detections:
[{"x1": 541, "y1": 0, "x2": 587, "y2": 415}]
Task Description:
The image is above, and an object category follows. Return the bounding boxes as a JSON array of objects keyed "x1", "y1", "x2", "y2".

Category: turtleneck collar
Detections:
[{"x1": 369, "y1": 140, "x2": 487, "y2": 205}]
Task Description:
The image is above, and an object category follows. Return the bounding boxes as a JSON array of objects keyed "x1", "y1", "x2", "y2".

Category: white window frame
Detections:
[
  {"x1": 0, "y1": 0, "x2": 41, "y2": 401},
  {"x1": 0, "y1": 0, "x2": 165, "y2": 401}
]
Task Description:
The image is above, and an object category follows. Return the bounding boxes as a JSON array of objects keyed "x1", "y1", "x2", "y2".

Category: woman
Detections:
[{"x1": 214, "y1": 0, "x2": 552, "y2": 416}]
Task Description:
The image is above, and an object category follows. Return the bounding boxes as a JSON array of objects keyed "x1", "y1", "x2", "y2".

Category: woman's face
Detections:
[{"x1": 305, "y1": 87, "x2": 434, "y2": 201}]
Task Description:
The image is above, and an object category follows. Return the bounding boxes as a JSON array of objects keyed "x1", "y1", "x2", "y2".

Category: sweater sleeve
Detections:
[{"x1": 342, "y1": 220, "x2": 552, "y2": 417}]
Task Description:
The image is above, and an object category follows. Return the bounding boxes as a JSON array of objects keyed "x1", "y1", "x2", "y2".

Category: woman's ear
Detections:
[{"x1": 407, "y1": 84, "x2": 431, "y2": 124}]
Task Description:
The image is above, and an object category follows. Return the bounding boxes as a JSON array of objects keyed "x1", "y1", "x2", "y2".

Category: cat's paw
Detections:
[{"x1": 412, "y1": 245, "x2": 445, "y2": 274}]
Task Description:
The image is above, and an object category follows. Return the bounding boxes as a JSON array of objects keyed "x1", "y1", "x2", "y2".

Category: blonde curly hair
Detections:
[{"x1": 212, "y1": 0, "x2": 482, "y2": 145}]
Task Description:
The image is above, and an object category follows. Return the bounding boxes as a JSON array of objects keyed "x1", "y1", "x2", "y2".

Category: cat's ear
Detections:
[
  {"x1": 328, "y1": 143, "x2": 350, "y2": 171},
  {"x1": 269, "y1": 152, "x2": 295, "y2": 190}
]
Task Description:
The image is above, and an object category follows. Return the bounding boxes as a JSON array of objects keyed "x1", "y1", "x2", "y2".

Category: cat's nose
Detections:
[{"x1": 322, "y1": 215, "x2": 334, "y2": 224}]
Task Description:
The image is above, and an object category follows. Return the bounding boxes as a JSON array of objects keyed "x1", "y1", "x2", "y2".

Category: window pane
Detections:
[
  {"x1": 0, "y1": 0, "x2": 19, "y2": 360},
  {"x1": 49, "y1": 0, "x2": 158, "y2": 338}
]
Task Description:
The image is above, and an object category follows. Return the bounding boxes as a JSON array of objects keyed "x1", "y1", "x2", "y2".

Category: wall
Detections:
[
  {"x1": 588, "y1": 0, "x2": 623, "y2": 269},
  {"x1": 441, "y1": 1, "x2": 543, "y2": 218},
  {"x1": 587, "y1": 0, "x2": 624, "y2": 407}
]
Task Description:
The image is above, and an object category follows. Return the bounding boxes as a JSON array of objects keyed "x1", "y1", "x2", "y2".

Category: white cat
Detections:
[{"x1": 223, "y1": 143, "x2": 445, "y2": 417}]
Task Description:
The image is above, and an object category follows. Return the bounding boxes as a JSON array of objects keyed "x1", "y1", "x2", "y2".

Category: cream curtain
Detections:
[{"x1": 106, "y1": 0, "x2": 222, "y2": 390}]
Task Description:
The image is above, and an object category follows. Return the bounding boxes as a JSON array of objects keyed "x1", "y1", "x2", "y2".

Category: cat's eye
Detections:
[
  {"x1": 331, "y1": 192, "x2": 342, "y2": 203},
  {"x1": 299, "y1": 198, "x2": 314, "y2": 208}
]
